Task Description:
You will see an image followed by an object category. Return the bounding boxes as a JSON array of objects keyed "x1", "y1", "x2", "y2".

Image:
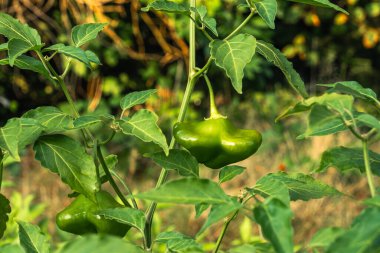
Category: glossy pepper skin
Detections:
[
  {"x1": 173, "y1": 118, "x2": 262, "y2": 169},
  {"x1": 56, "y1": 191, "x2": 130, "y2": 237}
]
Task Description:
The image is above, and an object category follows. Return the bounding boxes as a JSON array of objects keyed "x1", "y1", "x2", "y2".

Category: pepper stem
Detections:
[{"x1": 204, "y1": 75, "x2": 226, "y2": 119}]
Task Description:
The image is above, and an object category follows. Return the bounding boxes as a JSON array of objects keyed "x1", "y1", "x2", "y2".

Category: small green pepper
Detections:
[
  {"x1": 56, "y1": 191, "x2": 130, "y2": 237},
  {"x1": 173, "y1": 117, "x2": 262, "y2": 169}
]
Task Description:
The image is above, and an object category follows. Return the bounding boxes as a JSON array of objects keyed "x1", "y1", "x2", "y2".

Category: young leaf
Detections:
[
  {"x1": 0, "y1": 55, "x2": 50, "y2": 78},
  {"x1": 43, "y1": 44, "x2": 90, "y2": 67},
  {"x1": 297, "y1": 105, "x2": 347, "y2": 139},
  {"x1": 22, "y1": 106, "x2": 74, "y2": 134},
  {"x1": 254, "y1": 198, "x2": 294, "y2": 253},
  {"x1": 319, "y1": 81, "x2": 379, "y2": 106},
  {"x1": 33, "y1": 135, "x2": 99, "y2": 200},
  {"x1": 0, "y1": 13, "x2": 41, "y2": 46},
  {"x1": 317, "y1": 146, "x2": 380, "y2": 176},
  {"x1": 191, "y1": 6, "x2": 218, "y2": 36},
  {"x1": 356, "y1": 114, "x2": 380, "y2": 131},
  {"x1": 0, "y1": 118, "x2": 22, "y2": 160},
  {"x1": 253, "y1": 0, "x2": 277, "y2": 29},
  {"x1": 326, "y1": 207, "x2": 380, "y2": 253},
  {"x1": 156, "y1": 231, "x2": 202, "y2": 252},
  {"x1": 308, "y1": 227, "x2": 345, "y2": 250},
  {"x1": 288, "y1": 0, "x2": 348, "y2": 15},
  {"x1": 256, "y1": 40, "x2": 308, "y2": 98},
  {"x1": 218, "y1": 165, "x2": 245, "y2": 184},
  {"x1": 119, "y1": 109, "x2": 169, "y2": 155},
  {"x1": 195, "y1": 203, "x2": 210, "y2": 218},
  {"x1": 18, "y1": 221, "x2": 50, "y2": 253},
  {"x1": 248, "y1": 175, "x2": 290, "y2": 205},
  {"x1": 120, "y1": 89, "x2": 157, "y2": 111},
  {"x1": 141, "y1": 0, "x2": 190, "y2": 14},
  {"x1": 0, "y1": 42, "x2": 7, "y2": 51},
  {"x1": 268, "y1": 172, "x2": 342, "y2": 201},
  {"x1": 197, "y1": 198, "x2": 242, "y2": 235},
  {"x1": 210, "y1": 34, "x2": 256, "y2": 94},
  {"x1": 85, "y1": 50, "x2": 101, "y2": 65},
  {"x1": 145, "y1": 149, "x2": 199, "y2": 177},
  {"x1": 0, "y1": 193, "x2": 11, "y2": 239},
  {"x1": 71, "y1": 23, "x2": 107, "y2": 47},
  {"x1": 134, "y1": 178, "x2": 231, "y2": 204},
  {"x1": 7, "y1": 39, "x2": 34, "y2": 66},
  {"x1": 59, "y1": 234, "x2": 145, "y2": 253},
  {"x1": 96, "y1": 207, "x2": 146, "y2": 235}
]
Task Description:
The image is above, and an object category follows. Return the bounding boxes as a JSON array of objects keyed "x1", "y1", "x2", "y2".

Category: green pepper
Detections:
[
  {"x1": 173, "y1": 117, "x2": 262, "y2": 169},
  {"x1": 56, "y1": 191, "x2": 131, "y2": 237}
]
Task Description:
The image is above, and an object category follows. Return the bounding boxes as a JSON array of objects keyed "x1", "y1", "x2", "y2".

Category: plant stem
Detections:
[
  {"x1": 225, "y1": 10, "x2": 255, "y2": 40},
  {"x1": 213, "y1": 211, "x2": 239, "y2": 253},
  {"x1": 204, "y1": 75, "x2": 222, "y2": 118},
  {"x1": 362, "y1": 140, "x2": 376, "y2": 197},
  {"x1": 111, "y1": 170, "x2": 138, "y2": 209},
  {"x1": 97, "y1": 146, "x2": 132, "y2": 207}
]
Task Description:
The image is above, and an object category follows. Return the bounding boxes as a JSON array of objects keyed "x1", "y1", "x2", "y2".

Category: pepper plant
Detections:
[{"x1": 0, "y1": 0, "x2": 380, "y2": 253}]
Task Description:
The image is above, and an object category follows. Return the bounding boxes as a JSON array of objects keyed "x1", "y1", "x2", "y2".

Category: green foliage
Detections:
[
  {"x1": 218, "y1": 165, "x2": 245, "y2": 184},
  {"x1": 0, "y1": 194, "x2": 11, "y2": 239},
  {"x1": 18, "y1": 221, "x2": 50, "y2": 253}
]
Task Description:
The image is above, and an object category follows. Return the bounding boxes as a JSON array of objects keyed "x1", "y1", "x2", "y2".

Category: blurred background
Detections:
[{"x1": 0, "y1": 0, "x2": 380, "y2": 250}]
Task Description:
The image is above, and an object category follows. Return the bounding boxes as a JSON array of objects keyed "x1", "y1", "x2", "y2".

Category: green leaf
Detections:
[
  {"x1": 22, "y1": 106, "x2": 74, "y2": 134},
  {"x1": 218, "y1": 165, "x2": 245, "y2": 184},
  {"x1": 256, "y1": 40, "x2": 308, "y2": 98},
  {"x1": 59, "y1": 234, "x2": 145, "y2": 253},
  {"x1": 0, "y1": 55, "x2": 50, "y2": 78},
  {"x1": 356, "y1": 114, "x2": 380, "y2": 131},
  {"x1": 317, "y1": 146, "x2": 380, "y2": 176},
  {"x1": 18, "y1": 221, "x2": 50, "y2": 253},
  {"x1": 194, "y1": 203, "x2": 209, "y2": 218},
  {"x1": 191, "y1": 6, "x2": 218, "y2": 36},
  {"x1": 17, "y1": 118, "x2": 44, "y2": 150},
  {"x1": 156, "y1": 231, "x2": 202, "y2": 252},
  {"x1": 44, "y1": 44, "x2": 90, "y2": 67},
  {"x1": 145, "y1": 149, "x2": 199, "y2": 177},
  {"x1": 326, "y1": 207, "x2": 380, "y2": 253},
  {"x1": 308, "y1": 227, "x2": 346, "y2": 250},
  {"x1": 0, "y1": 118, "x2": 22, "y2": 160},
  {"x1": 253, "y1": 0, "x2": 277, "y2": 29},
  {"x1": 33, "y1": 135, "x2": 99, "y2": 200},
  {"x1": 96, "y1": 207, "x2": 146, "y2": 235},
  {"x1": 120, "y1": 89, "x2": 157, "y2": 111},
  {"x1": 85, "y1": 50, "x2": 102, "y2": 65},
  {"x1": 72, "y1": 114, "x2": 114, "y2": 129},
  {"x1": 268, "y1": 172, "x2": 342, "y2": 201},
  {"x1": 277, "y1": 93, "x2": 353, "y2": 121},
  {"x1": 0, "y1": 193, "x2": 11, "y2": 239},
  {"x1": 210, "y1": 34, "x2": 256, "y2": 94},
  {"x1": 0, "y1": 13, "x2": 41, "y2": 46},
  {"x1": 0, "y1": 245, "x2": 25, "y2": 253},
  {"x1": 119, "y1": 109, "x2": 169, "y2": 155},
  {"x1": 197, "y1": 198, "x2": 242, "y2": 235},
  {"x1": 134, "y1": 178, "x2": 231, "y2": 204},
  {"x1": 288, "y1": 0, "x2": 348, "y2": 14},
  {"x1": 297, "y1": 105, "x2": 347, "y2": 139},
  {"x1": 71, "y1": 23, "x2": 107, "y2": 47},
  {"x1": 0, "y1": 42, "x2": 7, "y2": 51},
  {"x1": 248, "y1": 174, "x2": 290, "y2": 205},
  {"x1": 319, "y1": 81, "x2": 379, "y2": 105},
  {"x1": 141, "y1": 0, "x2": 190, "y2": 14},
  {"x1": 7, "y1": 39, "x2": 34, "y2": 66},
  {"x1": 254, "y1": 198, "x2": 294, "y2": 253},
  {"x1": 363, "y1": 196, "x2": 380, "y2": 208}
]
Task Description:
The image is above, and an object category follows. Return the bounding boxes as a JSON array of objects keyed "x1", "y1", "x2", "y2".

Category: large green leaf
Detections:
[
  {"x1": 119, "y1": 110, "x2": 169, "y2": 155},
  {"x1": 0, "y1": 13, "x2": 41, "y2": 46},
  {"x1": 120, "y1": 89, "x2": 157, "y2": 111},
  {"x1": 317, "y1": 146, "x2": 380, "y2": 176},
  {"x1": 254, "y1": 198, "x2": 294, "y2": 253},
  {"x1": 210, "y1": 34, "x2": 256, "y2": 94},
  {"x1": 297, "y1": 105, "x2": 347, "y2": 139},
  {"x1": 96, "y1": 207, "x2": 146, "y2": 235},
  {"x1": 134, "y1": 178, "x2": 231, "y2": 204},
  {"x1": 145, "y1": 149, "x2": 199, "y2": 177},
  {"x1": 18, "y1": 222, "x2": 49, "y2": 253},
  {"x1": 308, "y1": 227, "x2": 346, "y2": 250},
  {"x1": 43, "y1": 44, "x2": 90, "y2": 67},
  {"x1": 59, "y1": 234, "x2": 145, "y2": 253},
  {"x1": 267, "y1": 172, "x2": 342, "y2": 201},
  {"x1": 326, "y1": 207, "x2": 380, "y2": 253},
  {"x1": 289, "y1": 0, "x2": 348, "y2": 14},
  {"x1": 0, "y1": 193, "x2": 11, "y2": 239},
  {"x1": 141, "y1": 0, "x2": 190, "y2": 14},
  {"x1": 0, "y1": 118, "x2": 22, "y2": 160},
  {"x1": 256, "y1": 40, "x2": 308, "y2": 98},
  {"x1": 33, "y1": 135, "x2": 99, "y2": 200},
  {"x1": 248, "y1": 174, "x2": 290, "y2": 205},
  {"x1": 7, "y1": 39, "x2": 34, "y2": 66},
  {"x1": 22, "y1": 106, "x2": 74, "y2": 134},
  {"x1": 156, "y1": 231, "x2": 202, "y2": 253},
  {"x1": 17, "y1": 118, "x2": 44, "y2": 150},
  {"x1": 253, "y1": 0, "x2": 277, "y2": 29},
  {"x1": 0, "y1": 55, "x2": 50, "y2": 78},
  {"x1": 218, "y1": 165, "x2": 245, "y2": 184},
  {"x1": 71, "y1": 23, "x2": 107, "y2": 47}
]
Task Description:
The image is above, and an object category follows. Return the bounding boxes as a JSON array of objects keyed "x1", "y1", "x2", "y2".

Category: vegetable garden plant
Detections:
[{"x1": 0, "y1": 0, "x2": 380, "y2": 252}]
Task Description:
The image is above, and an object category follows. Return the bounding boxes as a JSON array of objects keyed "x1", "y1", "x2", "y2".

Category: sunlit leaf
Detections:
[
  {"x1": 288, "y1": 0, "x2": 348, "y2": 14},
  {"x1": 219, "y1": 165, "x2": 245, "y2": 184},
  {"x1": 7, "y1": 39, "x2": 33, "y2": 66},
  {"x1": 18, "y1": 221, "x2": 50, "y2": 253},
  {"x1": 141, "y1": 0, "x2": 190, "y2": 14},
  {"x1": 71, "y1": 23, "x2": 107, "y2": 47},
  {"x1": 44, "y1": 44, "x2": 90, "y2": 67},
  {"x1": 253, "y1": 0, "x2": 277, "y2": 29},
  {"x1": 120, "y1": 90, "x2": 157, "y2": 111},
  {"x1": 0, "y1": 55, "x2": 50, "y2": 78}
]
